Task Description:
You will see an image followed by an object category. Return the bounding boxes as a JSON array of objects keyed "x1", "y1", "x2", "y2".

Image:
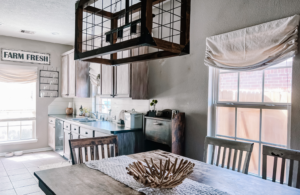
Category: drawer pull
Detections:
[
  {"x1": 153, "y1": 123, "x2": 162, "y2": 125},
  {"x1": 74, "y1": 128, "x2": 77, "y2": 130},
  {"x1": 85, "y1": 132, "x2": 88, "y2": 134},
  {"x1": 66, "y1": 126, "x2": 68, "y2": 128}
]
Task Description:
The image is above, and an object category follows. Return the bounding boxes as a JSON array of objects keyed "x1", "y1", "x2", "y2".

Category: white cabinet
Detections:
[
  {"x1": 48, "y1": 123, "x2": 55, "y2": 150},
  {"x1": 61, "y1": 50, "x2": 90, "y2": 98},
  {"x1": 61, "y1": 52, "x2": 75, "y2": 97},
  {"x1": 63, "y1": 129, "x2": 71, "y2": 160}
]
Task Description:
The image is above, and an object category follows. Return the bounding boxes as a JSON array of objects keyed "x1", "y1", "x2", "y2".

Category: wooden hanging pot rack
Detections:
[{"x1": 75, "y1": 0, "x2": 191, "y2": 66}]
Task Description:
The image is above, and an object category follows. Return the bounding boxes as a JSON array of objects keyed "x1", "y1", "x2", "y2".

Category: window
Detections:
[
  {"x1": 211, "y1": 58, "x2": 292, "y2": 180},
  {"x1": 95, "y1": 97, "x2": 111, "y2": 114},
  {"x1": 0, "y1": 82, "x2": 36, "y2": 142}
]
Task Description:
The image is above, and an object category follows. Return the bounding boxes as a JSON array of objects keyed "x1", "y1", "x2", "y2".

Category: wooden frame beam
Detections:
[
  {"x1": 83, "y1": 58, "x2": 113, "y2": 65},
  {"x1": 84, "y1": 6, "x2": 113, "y2": 19},
  {"x1": 152, "y1": 38, "x2": 185, "y2": 54},
  {"x1": 75, "y1": 37, "x2": 151, "y2": 61},
  {"x1": 180, "y1": 0, "x2": 191, "y2": 46},
  {"x1": 83, "y1": 51, "x2": 179, "y2": 66},
  {"x1": 113, "y1": 51, "x2": 179, "y2": 65}
]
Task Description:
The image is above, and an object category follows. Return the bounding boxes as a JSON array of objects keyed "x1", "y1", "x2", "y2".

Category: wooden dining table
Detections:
[{"x1": 34, "y1": 150, "x2": 300, "y2": 195}]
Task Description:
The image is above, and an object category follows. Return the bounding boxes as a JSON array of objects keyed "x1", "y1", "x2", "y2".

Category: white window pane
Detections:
[
  {"x1": 264, "y1": 68, "x2": 292, "y2": 103},
  {"x1": 216, "y1": 107, "x2": 235, "y2": 137},
  {"x1": 218, "y1": 73, "x2": 238, "y2": 102},
  {"x1": 0, "y1": 127, "x2": 7, "y2": 141},
  {"x1": 21, "y1": 125, "x2": 33, "y2": 140},
  {"x1": 8, "y1": 126, "x2": 20, "y2": 140},
  {"x1": 261, "y1": 109, "x2": 287, "y2": 146},
  {"x1": 239, "y1": 71, "x2": 263, "y2": 102},
  {"x1": 236, "y1": 108, "x2": 260, "y2": 140}
]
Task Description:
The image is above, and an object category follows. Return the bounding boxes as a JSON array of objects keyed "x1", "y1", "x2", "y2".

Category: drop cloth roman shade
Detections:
[
  {"x1": 205, "y1": 15, "x2": 300, "y2": 71},
  {"x1": 0, "y1": 65, "x2": 37, "y2": 84}
]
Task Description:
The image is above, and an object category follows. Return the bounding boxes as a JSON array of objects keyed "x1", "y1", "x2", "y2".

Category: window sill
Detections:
[{"x1": 0, "y1": 139, "x2": 38, "y2": 146}]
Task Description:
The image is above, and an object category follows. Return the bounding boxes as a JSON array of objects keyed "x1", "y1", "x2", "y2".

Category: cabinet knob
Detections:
[
  {"x1": 153, "y1": 123, "x2": 162, "y2": 125},
  {"x1": 74, "y1": 128, "x2": 76, "y2": 130},
  {"x1": 66, "y1": 126, "x2": 68, "y2": 128},
  {"x1": 85, "y1": 132, "x2": 88, "y2": 134}
]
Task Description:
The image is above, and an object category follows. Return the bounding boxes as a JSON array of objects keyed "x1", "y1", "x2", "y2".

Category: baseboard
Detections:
[{"x1": 0, "y1": 147, "x2": 53, "y2": 157}]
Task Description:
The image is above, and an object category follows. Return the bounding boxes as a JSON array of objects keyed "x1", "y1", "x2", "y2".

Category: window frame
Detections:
[{"x1": 208, "y1": 62, "x2": 292, "y2": 177}]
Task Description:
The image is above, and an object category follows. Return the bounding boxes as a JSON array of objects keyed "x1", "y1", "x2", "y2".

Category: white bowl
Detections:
[
  {"x1": 14, "y1": 151, "x2": 23, "y2": 156},
  {"x1": 4, "y1": 152, "x2": 13, "y2": 158}
]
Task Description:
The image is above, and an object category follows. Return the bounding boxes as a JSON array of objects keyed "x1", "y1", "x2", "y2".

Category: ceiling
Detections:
[{"x1": 0, "y1": 0, "x2": 78, "y2": 46}]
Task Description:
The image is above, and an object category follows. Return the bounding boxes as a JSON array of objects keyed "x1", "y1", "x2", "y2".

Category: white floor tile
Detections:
[
  {"x1": 6, "y1": 169, "x2": 29, "y2": 177},
  {"x1": 11, "y1": 179, "x2": 36, "y2": 188},
  {"x1": 9, "y1": 173, "x2": 32, "y2": 182},
  {"x1": 0, "y1": 172, "x2": 7, "y2": 178},
  {"x1": 0, "y1": 177, "x2": 10, "y2": 184},
  {"x1": 3, "y1": 165, "x2": 25, "y2": 171},
  {"x1": 27, "y1": 191, "x2": 45, "y2": 195},
  {"x1": 0, "y1": 189, "x2": 16, "y2": 195},
  {"x1": 14, "y1": 185, "x2": 41, "y2": 195},
  {"x1": 0, "y1": 181, "x2": 13, "y2": 191}
]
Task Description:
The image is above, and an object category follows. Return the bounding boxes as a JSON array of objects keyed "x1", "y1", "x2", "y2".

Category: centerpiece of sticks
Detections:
[{"x1": 126, "y1": 158, "x2": 195, "y2": 189}]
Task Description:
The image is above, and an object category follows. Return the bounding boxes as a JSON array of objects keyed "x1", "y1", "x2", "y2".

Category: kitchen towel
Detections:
[{"x1": 85, "y1": 156, "x2": 230, "y2": 195}]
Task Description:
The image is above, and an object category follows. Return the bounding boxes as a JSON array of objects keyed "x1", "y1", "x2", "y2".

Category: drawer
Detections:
[
  {"x1": 145, "y1": 119, "x2": 171, "y2": 146},
  {"x1": 71, "y1": 125, "x2": 79, "y2": 134},
  {"x1": 49, "y1": 117, "x2": 55, "y2": 125},
  {"x1": 95, "y1": 131, "x2": 109, "y2": 137},
  {"x1": 80, "y1": 128, "x2": 94, "y2": 138},
  {"x1": 64, "y1": 122, "x2": 71, "y2": 130}
]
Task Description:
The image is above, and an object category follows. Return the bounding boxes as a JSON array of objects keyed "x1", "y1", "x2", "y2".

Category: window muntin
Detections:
[{"x1": 214, "y1": 58, "x2": 292, "y2": 180}]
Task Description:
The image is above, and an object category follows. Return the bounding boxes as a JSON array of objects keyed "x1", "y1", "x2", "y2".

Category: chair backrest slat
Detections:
[
  {"x1": 69, "y1": 136, "x2": 118, "y2": 165},
  {"x1": 227, "y1": 148, "x2": 232, "y2": 169},
  {"x1": 262, "y1": 145, "x2": 300, "y2": 189},
  {"x1": 296, "y1": 162, "x2": 300, "y2": 188},
  {"x1": 272, "y1": 156, "x2": 278, "y2": 182},
  {"x1": 237, "y1": 150, "x2": 243, "y2": 172},
  {"x1": 232, "y1": 149, "x2": 238, "y2": 171},
  {"x1": 101, "y1": 145, "x2": 105, "y2": 159},
  {"x1": 280, "y1": 158, "x2": 285, "y2": 184},
  {"x1": 216, "y1": 146, "x2": 221, "y2": 166},
  {"x1": 107, "y1": 144, "x2": 111, "y2": 158},
  {"x1": 210, "y1": 145, "x2": 215, "y2": 165},
  {"x1": 288, "y1": 159, "x2": 294, "y2": 186},
  {"x1": 95, "y1": 145, "x2": 99, "y2": 160},
  {"x1": 221, "y1": 147, "x2": 226, "y2": 168},
  {"x1": 203, "y1": 136, "x2": 254, "y2": 174}
]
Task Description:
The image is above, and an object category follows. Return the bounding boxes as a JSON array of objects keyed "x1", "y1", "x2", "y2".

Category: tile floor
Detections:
[{"x1": 0, "y1": 151, "x2": 66, "y2": 195}]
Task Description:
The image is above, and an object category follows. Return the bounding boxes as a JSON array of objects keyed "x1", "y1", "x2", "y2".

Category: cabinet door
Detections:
[
  {"x1": 75, "y1": 60, "x2": 90, "y2": 97},
  {"x1": 48, "y1": 124, "x2": 55, "y2": 150},
  {"x1": 114, "y1": 64, "x2": 131, "y2": 98},
  {"x1": 61, "y1": 55, "x2": 68, "y2": 97},
  {"x1": 64, "y1": 130, "x2": 71, "y2": 160},
  {"x1": 100, "y1": 64, "x2": 113, "y2": 97},
  {"x1": 68, "y1": 52, "x2": 76, "y2": 97}
]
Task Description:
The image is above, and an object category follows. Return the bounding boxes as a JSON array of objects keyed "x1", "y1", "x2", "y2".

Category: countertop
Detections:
[{"x1": 48, "y1": 114, "x2": 142, "y2": 134}]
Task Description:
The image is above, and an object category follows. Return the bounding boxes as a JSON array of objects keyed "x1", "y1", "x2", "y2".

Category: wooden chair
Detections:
[
  {"x1": 203, "y1": 136, "x2": 254, "y2": 174},
  {"x1": 262, "y1": 145, "x2": 300, "y2": 188},
  {"x1": 69, "y1": 136, "x2": 118, "y2": 165}
]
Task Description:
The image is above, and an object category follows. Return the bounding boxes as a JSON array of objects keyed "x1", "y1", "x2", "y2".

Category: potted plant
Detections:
[{"x1": 149, "y1": 100, "x2": 158, "y2": 117}]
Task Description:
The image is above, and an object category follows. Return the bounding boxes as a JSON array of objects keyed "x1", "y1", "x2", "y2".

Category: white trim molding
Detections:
[{"x1": 0, "y1": 146, "x2": 53, "y2": 157}]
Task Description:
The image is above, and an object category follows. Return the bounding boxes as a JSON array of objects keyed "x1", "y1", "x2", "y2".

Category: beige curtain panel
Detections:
[
  {"x1": 0, "y1": 65, "x2": 37, "y2": 83},
  {"x1": 205, "y1": 15, "x2": 300, "y2": 71}
]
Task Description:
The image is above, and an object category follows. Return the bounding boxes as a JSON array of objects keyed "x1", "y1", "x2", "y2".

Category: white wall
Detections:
[{"x1": 0, "y1": 35, "x2": 72, "y2": 153}]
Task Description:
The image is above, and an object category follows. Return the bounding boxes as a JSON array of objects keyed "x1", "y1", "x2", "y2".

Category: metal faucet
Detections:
[{"x1": 90, "y1": 111, "x2": 99, "y2": 119}]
